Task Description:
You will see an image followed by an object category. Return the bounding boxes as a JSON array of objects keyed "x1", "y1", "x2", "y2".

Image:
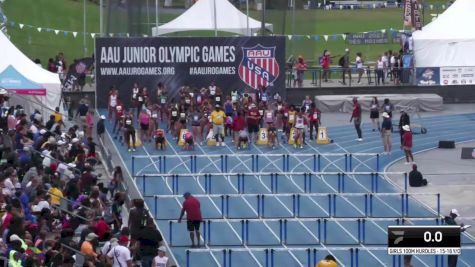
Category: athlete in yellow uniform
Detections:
[{"x1": 210, "y1": 105, "x2": 226, "y2": 146}]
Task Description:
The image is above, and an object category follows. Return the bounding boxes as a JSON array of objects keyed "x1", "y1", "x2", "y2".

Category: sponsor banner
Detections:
[
  {"x1": 439, "y1": 67, "x2": 475, "y2": 86},
  {"x1": 416, "y1": 67, "x2": 440, "y2": 86},
  {"x1": 347, "y1": 32, "x2": 389, "y2": 45},
  {"x1": 63, "y1": 57, "x2": 94, "y2": 91},
  {"x1": 95, "y1": 37, "x2": 285, "y2": 108},
  {"x1": 411, "y1": 0, "x2": 422, "y2": 30},
  {"x1": 403, "y1": 0, "x2": 413, "y2": 28}
]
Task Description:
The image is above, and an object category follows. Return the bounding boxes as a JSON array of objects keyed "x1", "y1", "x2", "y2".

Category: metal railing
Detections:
[{"x1": 287, "y1": 66, "x2": 415, "y2": 88}]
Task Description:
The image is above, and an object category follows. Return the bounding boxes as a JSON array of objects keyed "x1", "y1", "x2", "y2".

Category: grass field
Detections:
[{"x1": 2, "y1": 0, "x2": 450, "y2": 67}]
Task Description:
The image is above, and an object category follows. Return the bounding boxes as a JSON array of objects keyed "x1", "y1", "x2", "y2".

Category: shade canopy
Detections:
[
  {"x1": 0, "y1": 31, "x2": 62, "y2": 115},
  {"x1": 152, "y1": 0, "x2": 273, "y2": 36},
  {"x1": 412, "y1": 0, "x2": 475, "y2": 67}
]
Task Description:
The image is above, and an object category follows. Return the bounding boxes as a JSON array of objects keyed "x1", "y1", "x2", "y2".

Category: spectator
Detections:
[
  {"x1": 128, "y1": 198, "x2": 147, "y2": 245},
  {"x1": 355, "y1": 52, "x2": 364, "y2": 84},
  {"x1": 109, "y1": 166, "x2": 123, "y2": 197},
  {"x1": 81, "y1": 232, "x2": 99, "y2": 258},
  {"x1": 97, "y1": 115, "x2": 106, "y2": 141},
  {"x1": 178, "y1": 192, "x2": 203, "y2": 247},
  {"x1": 340, "y1": 48, "x2": 351, "y2": 85},
  {"x1": 152, "y1": 246, "x2": 170, "y2": 267},
  {"x1": 320, "y1": 50, "x2": 331, "y2": 82},
  {"x1": 349, "y1": 97, "x2": 363, "y2": 142},
  {"x1": 107, "y1": 235, "x2": 133, "y2": 267},
  {"x1": 376, "y1": 55, "x2": 385, "y2": 85},
  {"x1": 294, "y1": 56, "x2": 308, "y2": 88},
  {"x1": 137, "y1": 217, "x2": 163, "y2": 267},
  {"x1": 409, "y1": 164, "x2": 427, "y2": 187}
]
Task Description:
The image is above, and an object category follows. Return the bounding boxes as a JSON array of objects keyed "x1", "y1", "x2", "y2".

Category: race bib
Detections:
[
  {"x1": 185, "y1": 99, "x2": 191, "y2": 104},
  {"x1": 262, "y1": 96, "x2": 267, "y2": 101},
  {"x1": 193, "y1": 115, "x2": 199, "y2": 121},
  {"x1": 197, "y1": 96, "x2": 202, "y2": 103},
  {"x1": 161, "y1": 97, "x2": 166, "y2": 104},
  {"x1": 172, "y1": 111, "x2": 178, "y2": 117},
  {"x1": 266, "y1": 112, "x2": 273, "y2": 119},
  {"x1": 125, "y1": 119, "x2": 132, "y2": 125},
  {"x1": 231, "y1": 95, "x2": 237, "y2": 102},
  {"x1": 152, "y1": 113, "x2": 158, "y2": 118},
  {"x1": 278, "y1": 105, "x2": 282, "y2": 111},
  {"x1": 259, "y1": 110, "x2": 264, "y2": 116},
  {"x1": 215, "y1": 96, "x2": 221, "y2": 102},
  {"x1": 289, "y1": 114, "x2": 295, "y2": 121},
  {"x1": 138, "y1": 96, "x2": 143, "y2": 102},
  {"x1": 284, "y1": 112, "x2": 288, "y2": 117},
  {"x1": 180, "y1": 113, "x2": 186, "y2": 118},
  {"x1": 313, "y1": 114, "x2": 318, "y2": 120}
]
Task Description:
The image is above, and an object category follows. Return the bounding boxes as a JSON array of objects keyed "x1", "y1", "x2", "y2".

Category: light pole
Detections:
[{"x1": 83, "y1": 0, "x2": 87, "y2": 56}]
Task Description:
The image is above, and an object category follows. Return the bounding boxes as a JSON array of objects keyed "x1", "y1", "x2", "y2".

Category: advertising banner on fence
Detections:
[
  {"x1": 95, "y1": 36, "x2": 285, "y2": 108},
  {"x1": 416, "y1": 67, "x2": 440, "y2": 86},
  {"x1": 440, "y1": 67, "x2": 475, "y2": 86},
  {"x1": 347, "y1": 32, "x2": 389, "y2": 45}
]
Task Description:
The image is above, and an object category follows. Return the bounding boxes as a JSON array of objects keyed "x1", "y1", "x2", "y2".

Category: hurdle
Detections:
[
  {"x1": 131, "y1": 153, "x2": 381, "y2": 176},
  {"x1": 149, "y1": 192, "x2": 442, "y2": 221}
]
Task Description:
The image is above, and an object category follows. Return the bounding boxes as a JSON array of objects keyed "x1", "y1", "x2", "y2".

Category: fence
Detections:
[{"x1": 286, "y1": 66, "x2": 415, "y2": 88}]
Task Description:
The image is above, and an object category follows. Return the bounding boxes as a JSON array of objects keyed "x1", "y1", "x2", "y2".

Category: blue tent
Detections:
[{"x1": 0, "y1": 65, "x2": 46, "y2": 95}]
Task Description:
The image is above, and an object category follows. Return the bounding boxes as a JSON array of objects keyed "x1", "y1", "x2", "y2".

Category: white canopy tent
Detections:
[
  {"x1": 412, "y1": 0, "x2": 475, "y2": 67},
  {"x1": 0, "y1": 31, "x2": 62, "y2": 116},
  {"x1": 152, "y1": 0, "x2": 273, "y2": 36}
]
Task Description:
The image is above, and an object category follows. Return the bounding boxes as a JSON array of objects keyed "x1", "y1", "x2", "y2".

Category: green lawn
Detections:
[
  {"x1": 3, "y1": 0, "x2": 99, "y2": 67},
  {"x1": 1, "y1": 0, "x2": 450, "y2": 66}
]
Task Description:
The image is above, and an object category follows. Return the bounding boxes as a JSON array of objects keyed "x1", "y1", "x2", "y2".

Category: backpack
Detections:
[{"x1": 338, "y1": 56, "x2": 345, "y2": 67}]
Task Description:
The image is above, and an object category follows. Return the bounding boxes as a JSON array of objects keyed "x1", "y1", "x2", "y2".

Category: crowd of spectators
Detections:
[{"x1": 0, "y1": 91, "x2": 167, "y2": 266}]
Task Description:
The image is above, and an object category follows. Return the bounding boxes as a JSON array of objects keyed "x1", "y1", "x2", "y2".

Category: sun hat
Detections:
[
  {"x1": 451, "y1": 209, "x2": 460, "y2": 216},
  {"x1": 85, "y1": 233, "x2": 98, "y2": 241},
  {"x1": 100, "y1": 115, "x2": 106, "y2": 120},
  {"x1": 382, "y1": 112, "x2": 390, "y2": 118},
  {"x1": 158, "y1": 246, "x2": 167, "y2": 252}
]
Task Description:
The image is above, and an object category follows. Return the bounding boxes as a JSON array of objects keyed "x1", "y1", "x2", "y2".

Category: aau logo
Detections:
[{"x1": 238, "y1": 44, "x2": 280, "y2": 90}]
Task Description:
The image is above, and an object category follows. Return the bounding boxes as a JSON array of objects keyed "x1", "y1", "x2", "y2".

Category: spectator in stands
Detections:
[
  {"x1": 107, "y1": 235, "x2": 133, "y2": 267},
  {"x1": 81, "y1": 232, "x2": 99, "y2": 259},
  {"x1": 109, "y1": 166, "x2": 123, "y2": 198},
  {"x1": 97, "y1": 115, "x2": 106, "y2": 141},
  {"x1": 349, "y1": 97, "x2": 363, "y2": 142},
  {"x1": 137, "y1": 217, "x2": 163, "y2": 267},
  {"x1": 409, "y1": 164, "x2": 427, "y2": 187},
  {"x1": 111, "y1": 192, "x2": 125, "y2": 234},
  {"x1": 152, "y1": 246, "x2": 170, "y2": 267},
  {"x1": 178, "y1": 192, "x2": 203, "y2": 247},
  {"x1": 128, "y1": 198, "x2": 147, "y2": 245},
  {"x1": 376, "y1": 55, "x2": 385, "y2": 85}
]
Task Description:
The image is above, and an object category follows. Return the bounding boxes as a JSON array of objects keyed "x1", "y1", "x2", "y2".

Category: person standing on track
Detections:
[
  {"x1": 178, "y1": 192, "x2": 203, "y2": 248},
  {"x1": 381, "y1": 112, "x2": 392, "y2": 154},
  {"x1": 401, "y1": 125, "x2": 414, "y2": 164},
  {"x1": 350, "y1": 97, "x2": 363, "y2": 142},
  {"x1": 210, "y1": 104, "x2": 226, "y2": 146},
  {"x1": 398, "y1": 110, "x2": 410, "y2": 145}
]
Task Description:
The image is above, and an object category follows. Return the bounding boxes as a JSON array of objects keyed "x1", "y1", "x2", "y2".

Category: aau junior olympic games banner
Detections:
[{"x1": 95, "y1": 36, "x2": 286, "y2": 108}]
